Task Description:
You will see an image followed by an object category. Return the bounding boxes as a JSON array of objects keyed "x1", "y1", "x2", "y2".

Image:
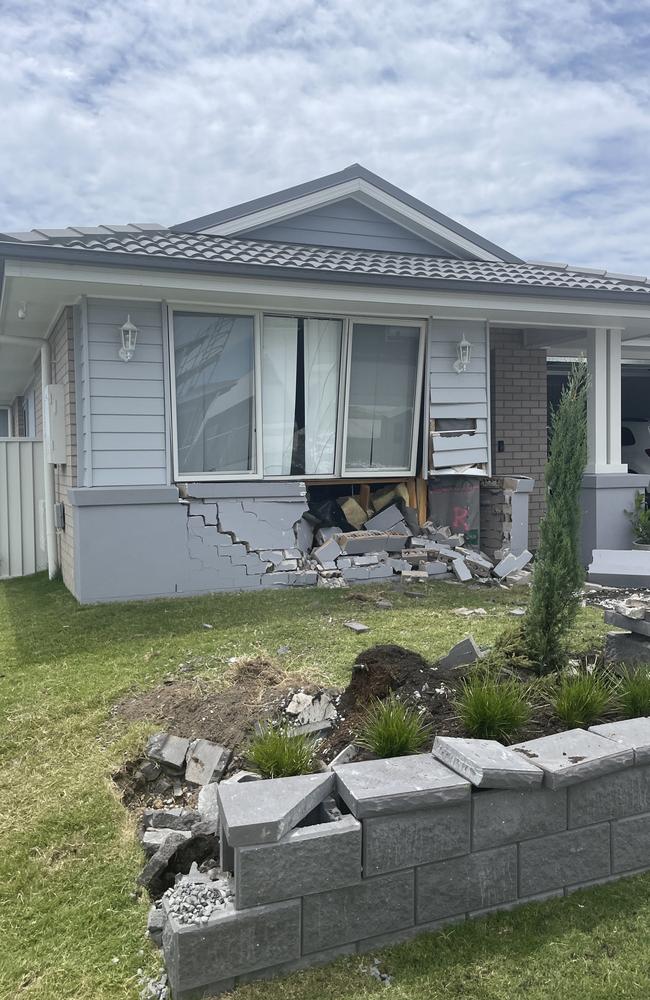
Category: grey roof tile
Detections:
[{"x1": 0, "y1": 228, "x2": 649, "y2": 298}]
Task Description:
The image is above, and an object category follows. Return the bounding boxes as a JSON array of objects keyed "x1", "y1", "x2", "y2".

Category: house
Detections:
[{"x1": 1, "y1": 164, "x2": 649, "y2": 601}]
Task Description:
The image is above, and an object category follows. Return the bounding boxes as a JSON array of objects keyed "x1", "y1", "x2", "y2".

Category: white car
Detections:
[{"x1": 622, "y1": 419, "x2": 650, "y2": 474}]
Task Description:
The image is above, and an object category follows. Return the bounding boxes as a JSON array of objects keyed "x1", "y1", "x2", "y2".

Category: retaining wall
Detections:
[{"x1": 162, "y1": 720, "x2": 650, "y2": 999}]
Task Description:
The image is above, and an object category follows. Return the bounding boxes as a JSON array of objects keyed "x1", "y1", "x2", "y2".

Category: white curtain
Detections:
[
  {"x1": 262, "y1": 316, "x2": 298, "y2": 475},
  {"x1": 304, "y1": 319, "x2": 342, "y2": 474}
]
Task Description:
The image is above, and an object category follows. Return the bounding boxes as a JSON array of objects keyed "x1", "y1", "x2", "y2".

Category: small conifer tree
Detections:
[{"x1": 524, "y1": 363, "x2": 589, "y2": 673}]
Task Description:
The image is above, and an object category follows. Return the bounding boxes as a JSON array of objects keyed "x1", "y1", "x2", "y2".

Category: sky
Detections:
[{"x1": 1, "y1": 0, "x2": 649, "y2": 272}]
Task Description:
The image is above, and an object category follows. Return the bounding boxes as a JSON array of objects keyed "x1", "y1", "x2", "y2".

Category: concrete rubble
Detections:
[{"x1": 180, "y1": 480, "x2": 534, "y2": 595}]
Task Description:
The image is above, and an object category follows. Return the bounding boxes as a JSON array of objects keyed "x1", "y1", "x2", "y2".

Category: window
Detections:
[
  {"x1": 0, "y1": 407, "x2": 10, "y2": 438},
  {"x1": 262, "y1": 316, "x2": 342, "y2": 475},
  {"x1": 170, "y1": 310, "x2": 424, "y2": 481},
  {"x1": 172, "y1": 312, "x2": 256, "y2": 475},
  {"x1": 344, "y1": 323, "x2": 421, "y2": 473}
]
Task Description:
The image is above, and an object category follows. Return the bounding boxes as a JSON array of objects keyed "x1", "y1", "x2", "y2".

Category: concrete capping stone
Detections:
[
  {"x1": 234, "y1": 815, "x2": 361, "y2": 908},
  {"x1": 589, "y1": 718, "x2": 650, "y2": 765},
  {"x1": 511, "y1": 729, "x2": 634, "y2": 788},
  {"x1": 568, "y1": 764, "x2": 650, "y2": 828},
  {"x1": 333, "y1": 754, "x2": 470, "y2": 818},
  {"x1": 432, "y1": 736, "x2": 543, "y2": 789},
  {"x1": 218, "y1": 771, "x2": 335, "y2": 846},
  {"x1": 67, "y1": 485, "x2": 180, "y2": 506},
  {"x1": 363, "y1": 802, "x2": 470, "y2": 875}
]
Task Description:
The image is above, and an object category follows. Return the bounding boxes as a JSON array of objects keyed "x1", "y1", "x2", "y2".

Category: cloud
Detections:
[{"x1": 0, "y1": 0, "x2": 649, "y2": 271}]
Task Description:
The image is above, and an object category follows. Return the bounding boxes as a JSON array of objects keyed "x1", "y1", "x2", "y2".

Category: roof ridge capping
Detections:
[{"x1": 0, "y1": 223, "x2": 166, "y2": 243}]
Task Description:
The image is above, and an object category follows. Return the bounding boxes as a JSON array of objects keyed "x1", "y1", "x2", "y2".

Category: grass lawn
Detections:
[{"x1": 1, "y1": 572, "x2": 649, "y2": 1000}]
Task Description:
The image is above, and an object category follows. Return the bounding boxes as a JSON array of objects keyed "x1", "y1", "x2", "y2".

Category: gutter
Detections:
[{"x1": 0, "y1": 241, "x2": 649, "y2": 306}]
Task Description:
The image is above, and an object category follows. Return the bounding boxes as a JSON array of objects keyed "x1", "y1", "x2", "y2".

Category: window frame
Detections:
[
  {"x1": 168, "y1": 306, "x2": 426, "y2": 483},
  {"x1": 0, "y1": 406, "x2": 12, "y2": 438}
]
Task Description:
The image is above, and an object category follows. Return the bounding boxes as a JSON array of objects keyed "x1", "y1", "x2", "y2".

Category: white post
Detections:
[
  {"x1": 40, "y1": 341, "x2": 60, "y2": 579},
  {"x1": 585, "y1": 327, "x2": 626, "y2": 474}
]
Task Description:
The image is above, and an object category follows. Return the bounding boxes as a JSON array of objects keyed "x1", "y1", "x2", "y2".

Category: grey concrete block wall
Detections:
[{"x1": 162, "y1": 723, "x2": 650, "y2": 998}]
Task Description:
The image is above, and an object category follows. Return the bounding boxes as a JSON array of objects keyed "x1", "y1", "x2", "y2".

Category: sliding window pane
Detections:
[
  {"x1": 345, "y1": 323, "x2": 420, "y2": 472},
  {"x1": 262, "y1": 316, "x2": 342, "y2": 476},
  {"x1": 174, "y1": 312, "x2": 255, "y2": 475}
]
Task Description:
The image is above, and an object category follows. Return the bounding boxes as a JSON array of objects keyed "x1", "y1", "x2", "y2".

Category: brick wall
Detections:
[
  {"x1": 49, "y1": 308, "x2": 77, "y2": 591},
  {"x1": 490, "y1": 329, "x2": 547, "y2": 549}
]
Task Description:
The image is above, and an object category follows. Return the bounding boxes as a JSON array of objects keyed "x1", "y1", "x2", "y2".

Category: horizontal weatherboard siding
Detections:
[
  {"x1": 86, "y1": 299, "x2": 167, "y2": 487},
  {"x1": 428, "y1": 319, "x2": 489, "y2": 472},
  {"x1": 244, "y1": 197, "x2": 447, "y2": 254}
]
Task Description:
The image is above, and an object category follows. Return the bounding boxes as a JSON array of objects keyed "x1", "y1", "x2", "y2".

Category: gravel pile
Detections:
[{"x1": 163, "y1": 876, "x2": 233, "y2": 926}]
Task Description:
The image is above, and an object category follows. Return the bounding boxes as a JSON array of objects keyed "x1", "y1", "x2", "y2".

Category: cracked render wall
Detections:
[
  {"x1": 162, "y1": 721, "x2": 650, "y2": 999},
  {"x1": 67, "y1": 483, "x2": 313, "y2": 604}
]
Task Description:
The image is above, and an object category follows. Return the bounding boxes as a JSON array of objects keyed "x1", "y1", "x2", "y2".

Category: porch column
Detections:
[{"x1": 585, "y1": 327, "x2": 626, "y2": 474}]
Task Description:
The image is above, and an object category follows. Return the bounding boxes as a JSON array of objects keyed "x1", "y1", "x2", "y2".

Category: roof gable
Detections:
[{"x1": 172, "y1": 163, "x2": 522, "y2": 263}]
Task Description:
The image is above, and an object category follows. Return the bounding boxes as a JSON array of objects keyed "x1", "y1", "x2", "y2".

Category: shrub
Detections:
[
  {"x1": 523, "y1": 364, "x2": 589, "y2": 674},
  {"x1": 618, "y1": 667, "x2": 650, "y2": 718},
  {"x1": 552, "y1": 672, "x2": 612, "y2": 728},
  {"x1": 358, "y1": 694, "x2": 432, "y2": 758},
  {"x1": 626, "y1": 491, "x2": 650, "y2": 545},
  {"x1": 247, "y1": 723, "x2": 317, "y2": 778},
  {"x1": 455, "y1": 675, "x2": 530, "y2": 742}
]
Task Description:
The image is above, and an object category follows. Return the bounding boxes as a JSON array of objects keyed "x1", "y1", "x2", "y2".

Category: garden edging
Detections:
[{"x1": 162, "y1": 718, "x2": 650, "y2": 999}]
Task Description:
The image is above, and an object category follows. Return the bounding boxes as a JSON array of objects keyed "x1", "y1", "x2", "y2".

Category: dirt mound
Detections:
[{"x1": 337, "y1": 644, "x2": 431, "y2": 713}]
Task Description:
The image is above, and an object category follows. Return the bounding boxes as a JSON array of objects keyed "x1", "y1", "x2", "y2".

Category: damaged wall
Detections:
[{"x1": 67, "y1": 483, "x2": 314, "y2": 604}]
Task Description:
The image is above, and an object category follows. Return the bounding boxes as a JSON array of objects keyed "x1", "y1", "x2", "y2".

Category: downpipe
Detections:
[{"x1": 40, "y1": 341, "x2": 59, "y2": 580}]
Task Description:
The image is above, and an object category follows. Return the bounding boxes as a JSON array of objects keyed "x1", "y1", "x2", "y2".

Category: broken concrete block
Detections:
[
  {"x1": 605, "y1": 630, "x2": 650, "y2": 666},
  {"x1": 275, "y1": 559, "x2": 300, "y2": 572},
  {"x1": 137, "y1": 831, "x2": 193, "y2": 893},
  {"x1": 295, "y1": 516, "x2": 315, "y2": 554},
  {"x1": 605, "y1": 610, "x2": 650, "y2": 637},
  {"x1": 401, "y1": 570, "x2": 428, "y2": 581},
  {"x1": 333, "y1": 754, "x2": 470, "y2": 818},
  {"x1": 143, "y1": 808, "x2": 201, "y2": 831},
  {"x1": 315, "y1": 525, "x2": 341, "y2": 545},
  {"x1": 218, "y1": 772, "x2": 335, "y2": 847},
  {"x1": 432, "y1": 736, "x2": 543, "y2": 789},
  {"x1": 285, "y1": 691, "x2": 338, "y2": 727},
  {"x1": 329, "y1": 743, "x2": 359, "y2": 768},
  {"x1": 452, "y1": 558, "x2": 472, "y2": 582},
  {"x1": 436, "y1": 636, "x2": 483, "y2": 670},
  {"x1": 350, "y1": 553, "x2": 379, "y2": 566},
  {"x1": 390, "y1": 557, "x2": 411, "y2": 572},
  {"x1": 493, "y1": 549, "x2": 533, "y2": 579},
  {"x1": 511, "y1": 729, "x2": 634, "y2": 789},
  {"x1": 142, "y1": 827, "x2": 192, "y2": 857},
  {"x1": 364, "y1": 504, "x2": 405, "y2": 532},
  {"x1": 337, "y1": 531, "x2": 390, "y2": 554},
  {"x1": 313, "y1": 538, "x2": 342, "y2": 565},
  {"x1": 147, "y1": 904, "x2": 164, "y2": 947},
  {"x1": 426, "y1": 560, "x2": 449, "y2": 576},
  {"x1": 146, "y1": 733, "x2": 190, "y2": 774},
  {"x1": 370, "y1": 483, "x2": 409, "y2": 512},
  {"x1": 338, "y1": 496, "x2": 368, "y2": 529},
  {"x1": 343, "y1": 620, "x2": 370, "y2": 633},
  {"x1": 185, "y1": 740, "x2": 231, "y2": 786}
]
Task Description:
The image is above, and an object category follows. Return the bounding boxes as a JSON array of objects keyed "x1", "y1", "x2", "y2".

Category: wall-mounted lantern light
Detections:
[
  {"x1": 118, "y1": 315, "x2": 138, "y2": 362},
  {"x1": 453, "y1": 334, "x2": 472, "y2": 374}
]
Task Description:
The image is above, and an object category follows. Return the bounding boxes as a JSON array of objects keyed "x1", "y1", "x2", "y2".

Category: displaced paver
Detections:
[
  {"x1": 185, "y1": 739, "x2": 231, "y2": 785},
  {"x1": 146, "y1": 733, "x2": 191, "y2": 773},
  {"x1": 432, "y1": 736, "x2": 543, "y2": 788},
  {"x1": 218, "y1": 772, "x2": 335, "y2": 846},
  {"x1": 511, "y1": 728, "x2": 634, "y2": 789},
  {"x1": 333, "y1": 754, "x2": 470, "y2": 818},
  {"x1": 343, "y1": 620, "x2": 370, "y2": 633},
  {"x1": 435, "y1": 635, "x2": 483, "y2": 670},
  {"x1": 589, "y1": 718, "x2": 650, "y2": 764}
]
